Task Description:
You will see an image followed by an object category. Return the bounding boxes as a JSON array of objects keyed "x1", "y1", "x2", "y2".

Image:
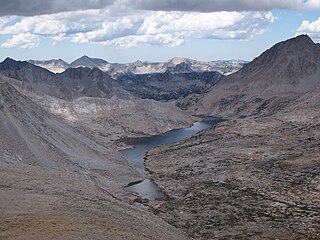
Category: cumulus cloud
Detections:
[
  {"x1": 72, "y1": 11, "x2": 275, "y2": 47},
  {"x1": 0, "y1": 0, "x2": 114, "y2": 17},
  {"x1": 1, "y1": 33, "x2": 39, "y2": 49},
  {"x1": 132, "y1": 0, "x2": 320, "y2": 12},
  {"x1": 0, "y1": 10, "x2": 275, "y2": 48},
  {"x1": 79, "y1": 11, "x2": 275, "y2": 46},
  {"x1": 0, "y1": 9, "x2": 107, "y2": 39},
  {"x1": 296, "y1": 17, "x2": 320, "y2": 41}
]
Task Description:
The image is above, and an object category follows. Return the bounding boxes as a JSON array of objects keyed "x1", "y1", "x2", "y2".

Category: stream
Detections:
[{"x1": 120, "y1": 117, "x2": 222, "y2": 200}]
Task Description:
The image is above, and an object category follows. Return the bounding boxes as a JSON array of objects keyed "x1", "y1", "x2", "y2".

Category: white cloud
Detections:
[
  {"x1": 1, "y1": 33, "x2": 40, "y2": 49},
  {"x1": 72, "y1": 17, "x2": 137, "y2": 43},
  {"x1": 296, "y1": 17, "x2": 320, "y2": 41},
  {"x1": 100, "y1": 33, "x2": 186, "y2": 48},
  {"x1": 0, "y1": 8, "x2": 275, "y2": 48},
  {"x1": 0, "y1": 10, "x2": 100, "y2": 36},
  {"x1": 71, "y1": 11, "x2": 275, "y2": 47},
  {"x1": 0, "y1": 17, "x2": 14, "y2": 29}
]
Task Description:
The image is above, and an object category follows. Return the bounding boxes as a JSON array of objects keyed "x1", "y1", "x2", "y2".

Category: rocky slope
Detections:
[
  {"x1": 0, "y1": 163, "x2": 189, "y2": 240},
  {"x1": 146, "y1": 112, "x2": 320, "y2": 239},
  {"x1": 116, "y1": 71, "x2": 222, "y2": 101},
  {"x1": 25, "y1": 89, "x2": 196, "y2": 145},
  {"x1": 28, "y1": 59, "x2": 69, "y2": 73},
  {"x1": 0, "y1": 58, "x2": 73, "y2": 99},
  {"x1": 0, "y1": 80, "x2": 136, "y2": 195},
  {"x1": 180, "y1": 35, "x2": 320, "y2": 117},
  {"x1": 0, "y1": 80, "x2": 191, "y2": 239},
  {"x1": 57, "y1": 67, "x2": 133, "y2": 99}
]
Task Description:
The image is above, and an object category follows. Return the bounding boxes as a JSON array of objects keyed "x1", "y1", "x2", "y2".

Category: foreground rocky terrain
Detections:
[
  {"x1": 0, "y1": 80, "x2": 191, "y2": 239},
  {"x1": 147, "y1": 113, "x2": 320, "y2": 239},
  {"x1": 0, "y1": 163, "x2": 189, "y2": 240}
]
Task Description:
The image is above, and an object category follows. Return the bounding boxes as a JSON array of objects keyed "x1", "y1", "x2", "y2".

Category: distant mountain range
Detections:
[
  {"x1": 28, "y1": 56, "x2": 247, "y2": 76},
  {"x1": 0, "y1": 57, "x2": 223, "y2": 101}
]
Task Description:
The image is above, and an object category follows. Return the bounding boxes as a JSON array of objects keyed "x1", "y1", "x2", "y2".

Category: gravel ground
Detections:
[{"x1": 146, "y1": 115, "x2": 320, "y2": 239}]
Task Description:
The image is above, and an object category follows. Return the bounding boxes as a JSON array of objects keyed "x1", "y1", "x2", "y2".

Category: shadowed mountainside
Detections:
[
  {"x1": 0, "y1": 58, "x2": 73, "y2": 99},
  {"x1": 116, "y1": 70, "x2": 222, "y2": 101},
  {"x1": 1, "y1": 58, "x2": 223, "y2": 101}
]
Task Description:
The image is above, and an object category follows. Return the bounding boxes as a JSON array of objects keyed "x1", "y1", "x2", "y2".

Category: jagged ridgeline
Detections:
[{"x1": 0, "y1": 57, "x2": 241, "y2": 101}]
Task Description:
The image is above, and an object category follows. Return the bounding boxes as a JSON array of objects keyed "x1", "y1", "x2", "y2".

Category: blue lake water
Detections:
[{"x1": 120, "y1": 117, "x2": 222, "y2": 200}]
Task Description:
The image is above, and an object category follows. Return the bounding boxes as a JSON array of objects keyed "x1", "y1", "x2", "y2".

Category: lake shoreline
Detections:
[{"x1": 120, "y1": 116, "x2": 223, "y2": 200}]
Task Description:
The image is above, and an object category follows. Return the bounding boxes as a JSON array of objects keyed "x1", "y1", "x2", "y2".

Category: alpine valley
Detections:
[{"x1": 0, "y1": 35, "x2": 319, "y2": 240}]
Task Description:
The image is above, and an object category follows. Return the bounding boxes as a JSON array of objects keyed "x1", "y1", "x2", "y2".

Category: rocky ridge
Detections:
[{"x1": 179, "y1": 35, "x2": 320, "y2": 118}]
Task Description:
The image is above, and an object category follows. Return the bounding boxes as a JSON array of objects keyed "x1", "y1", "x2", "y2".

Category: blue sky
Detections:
[{"x1": 0, "y1": 0, "x2": 319, "y2": 63}]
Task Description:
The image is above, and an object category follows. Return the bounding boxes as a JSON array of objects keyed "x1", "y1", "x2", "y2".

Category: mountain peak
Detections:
[
  {"x1": 79, "y1": 55, "x2": 90, "y2": 60},
  {"x1": 169, "y1": 57, "x2": 190, "y2": 66},
  {"x1": 291, "y1": 34, "x2": 313, "y2": 43},
  {"x1": 2, "y1": 57, "x2": 18, "y2": 64},
  {"x1": 275, "y1": 34, "x2": 314, "y2": 51},
  {"x1": 0, "y1": 58, "x2": 29, "y2": 71},
  {"x1": 221, "y1": 34, "x2": 320, "y2": 95},
  {"x1": 241, "y1": 34, "x2": 317, "y2": 74},
  {"x1": 71, "y1": 55, "x2": 108, "y2": 68},
  {"x1": 168, "y1": 62, "x2": 193, "y2": 73}
]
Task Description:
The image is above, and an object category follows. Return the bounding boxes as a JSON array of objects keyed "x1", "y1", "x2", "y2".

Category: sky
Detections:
[{"x1": 0, "y1": 0, "x2": 319, "y2": 63}]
